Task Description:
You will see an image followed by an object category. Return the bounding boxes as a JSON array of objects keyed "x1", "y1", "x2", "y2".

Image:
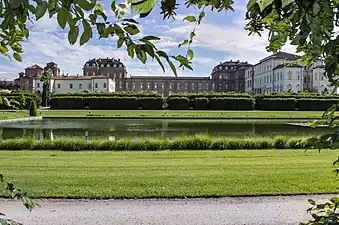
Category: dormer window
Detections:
[
  {"x1": 107, "y1": 64, "x2": 110, "y2": 67},
  {"x1": 101, "y1": 64, "x2": 104, "y2": 67},
  {"x1": 113, "y1": 64, "x2": 117, "y2": 68}
]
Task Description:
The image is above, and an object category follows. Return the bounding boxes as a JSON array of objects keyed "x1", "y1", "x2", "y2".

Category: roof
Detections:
[
  {"x1": 26, "y1": 64, "x2": 43, "y2": 70},
  {"x1": 85, "y1": 58, "x2": 125, "y2": 67},
  {"x1": 273, "y1": 63, "x2": 303, "y2": 70},
  {"x1": 129, "y1": 76, "x2": 211, "y2": 81},
  {"x1": 53, "y1": 75, "x2": 109, "y2": 80},
  {"x1": 218, "y1": 61, "x2": 252, "y2": 67},
  {"x1": 260, "y1": 51, "x2": 300, "y2": 63}
]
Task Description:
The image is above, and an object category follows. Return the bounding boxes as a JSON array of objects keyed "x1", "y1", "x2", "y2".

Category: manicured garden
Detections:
[{"x1": 0, "y1": 150, "x2": 338, "y2": 198}]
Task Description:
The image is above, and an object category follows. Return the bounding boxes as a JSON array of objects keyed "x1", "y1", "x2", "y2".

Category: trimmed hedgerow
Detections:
[
  {"x1": 138, "y1": 97, "x2": 164, "y2": 110},
  {"x1": 256, "y1": 98, "x2": 296, "y2": 111},
  {"x1": 296, "y1": 98, "x2": 339, "y2": 111},
  {"x1": 167, "y1": 97, "x2": 190, "y2": 110},
  {"x1": 209, "y1": 97, "x2": 254, "y2": 110},
  {"x1": 193, "y1": 97, "x2": 209, "y2": 110},
  {"x1": 0, "y1": 136, "x2": 307, "y2": 151}
]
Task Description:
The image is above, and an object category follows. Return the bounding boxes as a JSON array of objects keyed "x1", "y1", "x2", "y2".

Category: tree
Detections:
[
  {"x1": 40, "y1": 71, "x2": 51, "y2": 107},
  {"x1": 29, "y1": 100, "x2": 37, "y2": 116}
]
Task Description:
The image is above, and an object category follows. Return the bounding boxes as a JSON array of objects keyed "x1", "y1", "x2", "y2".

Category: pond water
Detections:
[{"x1": 0, "y1": 118, "x2": 336, "y2": 140}]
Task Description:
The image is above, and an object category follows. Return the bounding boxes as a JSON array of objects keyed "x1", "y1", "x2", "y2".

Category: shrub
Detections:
[
  {"x1": 167, "y1": 97, "x2": 190, "y2": 110},
  {"x1": 193, "y1": 97, "x2": 209, "y2": 110},
  {"x1": 138, "y1": 97, "x2": 163, "y2": 110},
  {"x1": 296, "y1": 99, "x2": 339, "y2": 111},
  {"x1": 256, "y1": 98, "x2": 296, "y2": 110},
  {"x1": 209, "y1": 97, "x2": 254, "y2": 110},
  {"x1": 29, "y1": 101, "x2": 37, "y2": 116}
]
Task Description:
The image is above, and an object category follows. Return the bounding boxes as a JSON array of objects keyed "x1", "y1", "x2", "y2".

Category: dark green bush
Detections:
[
  {"x1": 138, "y1": 97, "x2": 163, "y2": 110},
  {"x1": 256, "y1": 98, "x2": 296, "y2": 110},
  {"x1": 29, "y1": 101, "x2": 37, "y2": 116},
  {"x1": 193, "y1": 97, "x2": 209, "y2": 110},
  {"x1": 209, "y1": 97, "x2": 254, "y2": 110},
  {"x1": 167, "y1": 97, "x2": 190, "y2": 110},
  {"x1": 296, "y1": 99, "x2": 339, "y2": 111}
]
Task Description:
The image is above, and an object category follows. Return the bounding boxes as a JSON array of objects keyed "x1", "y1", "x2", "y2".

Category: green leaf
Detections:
[
  {"x1": 331, "y1": 197, "x2": 339, "y2": 204},
  {"x1": 13, "y1": 52, "x2": 22, "y2": 62},
  {"x1": 281, "y1": 0, "x2": 294, "y2": 8},
  {"x1": 246, "y1": 0, "x2": 256, "y2": 9},
  {"x1": 57, "y1": 9, "x2": 68, "y2": 29},
  {"x1": 11, "y1": 0, "x2": 22, "y2": 9},
  {"x1": 95, "y1": 3, "x2": 104, "y2": 12},
  {"x1": 136, "y1": 47, "x2": 147, "y2": 63},
  {"x1": 183, "y1": 16, "x2": 196, "y2": 22},
  {"x1": 154, "y1": 54, "x2": 165, "y2": 72},
  {"x1": 111, "y1": 0, "x2": 116, "y2": 11},
  {"x1": 75, "y1": 0, "x2": 95, "y2": 10},
  {"x1": 0, "y1": 174, "x2": 3, "y2": 182},
  {"x1": 141, "y1": 35, "x2": 160, "y2": 41},
  {"x1": 35, "y1": 1, "x2": 48, "y2": 20},
  {"x1": 187, "y1": 49, "x2": 194, "y2": 60},
  {"x1": 257, "y1": 0, "x2": 274, "y2": 12},
  {"x1": 118, "y1": 3, "x2": 127, "y2": 9},
  {"x1": 80, "y1": 20, "x2": 92, "y2": 46},
  {"x1": 178, "y1": 40, "x2": 189, "y2": 47},
  {"x1": 68, "y1": 26, "x2": 79, "y2": 45},
  {"x1": 48, "y1": 0, "x2": 56, "y2": 10},
  {"x1": 117, "y1": 38, "x2": 125, "y2": 48},
  {"x1": 167, "y1": 60, "x2": 177, "y2": 76},
  {"x1": 123, "y1": 24, "x2": 140, "y2": 35},
  {"x1": 130, "y1": 0, "x2": 157, "y2": 14},
  {"x1": 190, "y1": 31, "x2": 196, "y2": 41},
  {"x1": 127, "y1": 44, "x2": 135, "y2": 58},
  {"x1": 198, "y1": 11, "x2": 205, "y2": 24}
]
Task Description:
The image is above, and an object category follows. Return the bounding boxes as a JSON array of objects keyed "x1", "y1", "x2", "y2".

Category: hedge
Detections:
[
  {"x1": 50, "y1": 97, "x2": 139, "y2": 110},
  {"x1": 168, "y1": 92, "x2": 251, "y2": 100},
  {"x1": 138, "y1": 97, "x2": 163, "y2": 110},
  {"x1": 167, "y1": 97, "x2": 190, "y2": 110},
  {"x1": 296, "y1": 99, "x2": 339, "y2": 111},
  {"x1": 0, "y1": 91, "x2": 41, "y2": 109},
  {"x1": 53, "y1": 91, "x2": 161, "y2": 98},
  {"x1": 209, "y1": 97, "x2": 254, "y2": 110},
  {"x1": 256, "y1": 98, "x2": 296, "y2": 111},
  {"x1": 193, "y1": 97, "x2": 209, "y2": 110},
  {"x1": 0, "y1": 136, "x2": 310, "y2": 151}
]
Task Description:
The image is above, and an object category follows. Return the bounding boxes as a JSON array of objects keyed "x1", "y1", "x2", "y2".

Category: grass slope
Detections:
[{"x1": 1, "y1": 150, "x2": 339, "y2": 198}]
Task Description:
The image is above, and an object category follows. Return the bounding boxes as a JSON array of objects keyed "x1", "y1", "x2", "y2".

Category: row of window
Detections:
[
  {"x1": 85, "y1": 72, "x2": 125, "y2": 77},
  {"x1": 56, "y1": 83, "x2": 107, "y2": 89},
  {"x1": 85, "y1": 63, "x2": 123, "y2": 68}
]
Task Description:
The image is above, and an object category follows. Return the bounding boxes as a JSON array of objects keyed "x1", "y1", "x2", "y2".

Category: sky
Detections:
[{"x1": 0, "y1": 0, "x2": 297, "y2": 80}]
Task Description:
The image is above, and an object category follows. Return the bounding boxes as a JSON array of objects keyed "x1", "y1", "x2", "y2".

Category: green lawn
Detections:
[
  {"x1": 0, "y1": 110, "x2": 333, "y2": 120},
  {"x1": 1, "y1": 150, "x2": 339, "y2": 198},
  {"x1": 39, "y1": 110, "x2": 331, "y2": 119}
]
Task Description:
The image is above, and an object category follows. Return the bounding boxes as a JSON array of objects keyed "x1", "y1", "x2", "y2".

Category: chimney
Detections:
[
  {"x1": 77, "y1": 74, "x2": 79, "y2": 77},
  {"x1": 237, "y1": 60, "x2": 239, "y2": 63},
  {"x1": 118, "y1": 59, "x2": 120, "y2": 62},
  {"x1": 230, "y1": 60, "x2": 232, "y2": 62},
  {"x1": 66, "y1": 73, "x2": 69, "y2": 77}
]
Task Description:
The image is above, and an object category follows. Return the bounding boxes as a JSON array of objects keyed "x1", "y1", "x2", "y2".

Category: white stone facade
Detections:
[
  {"x1": 33, "y1": 75, "x2": 115, "y2": 94},
  {"x1": 245, "y1": 52, "x2": 334, "y2": 93}
]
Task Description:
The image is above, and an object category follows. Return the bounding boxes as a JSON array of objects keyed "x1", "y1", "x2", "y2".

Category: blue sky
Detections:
[{"x1": 0, "y1": 0, "x2": 296, "y2": 80}]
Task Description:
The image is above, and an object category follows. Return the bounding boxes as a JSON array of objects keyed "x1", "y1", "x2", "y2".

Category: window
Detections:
[
  {"x1": 154, "y1": 84, "x2": 157, "y2": 89},
  {"x1": 219, "y1": 75, "x2": 222, "y2": 79},
  {"x1": 192, "y1": 83, "x2": 195, "y2": 89},
  {"x1": 37, "y1": 83, "x2": 40, "y2": 88},
  {"x1": 161, "y1": 83, "x2": 164, "y2": 89},
  {"x1": 120, "y1": 72, "x2": 123, "y2": 78},
  {"x1": 119, "y1": 82, "x2": 122, "y2": 89},
  {"x1": 113, "y1": 64, "x2": 117, "y2": 67},
  {"x1": 92, "y1": 63, "x2": 95, "y2": 67},
  {"x1": 101, "y1": 64, "x2": 104, "y2": 67},
  {"x1": 79, "y1": 84, "x2": 82, "y2": 89},
  {"x1": 185, "y1": 83, "x2": 188, "y2": 89},
  {"x1": 169, "y1": 83, "x2": 172, "y2": 89},
  {"x1": 92, "y1": 72, "x2": 95, "y2": 76},
  {"x1": 280, "y1": 73, "x2": 283, "y2": 80},
  {"x1": 86, "y1": 63, "x2": 89, "y2": 67},
  {"x1": 107, "y1": 64, "x2": 110, "y2": 67},
  {"x1": 89, "y1": 83, "x2": 92, "y2": 89},
  {"x1": 86, "y1": 72, "x2": 89, "y2": 76},
  {"x1": 321, "y1": 76, "x2": 324, "y2": 81},
  {"x1": 177, "y1": 83, "x2": 180, "y2": 89},
  {"x1": 288, "y1": 71, "x2": 292, "y2": 80},
  {"x1": 103, "y1": 83, "x2": 107, "y2": 88},
  {"x1": 95, "y1": 83, "x2": 98, "y2": 88},
  {"x1": 140, "y1": 83, "x2": 143, "y2": 89},
  {"x1": 147, "y1": 82, "x2": 150, "y2": 89},
  {"x1": 114, "y1": 73, "x2": 117, "y2": 78},
  {"x1": 57, "y1": 84, "x2": 60, "y2": 88},
  {"x1": 70, "y1": 84, "x2": 73, "y2": 89}
]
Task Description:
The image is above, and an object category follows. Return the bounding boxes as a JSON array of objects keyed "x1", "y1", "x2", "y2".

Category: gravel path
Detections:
[{"x1": 0, "y1": 195, "x2": 336, "y2": 225}]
